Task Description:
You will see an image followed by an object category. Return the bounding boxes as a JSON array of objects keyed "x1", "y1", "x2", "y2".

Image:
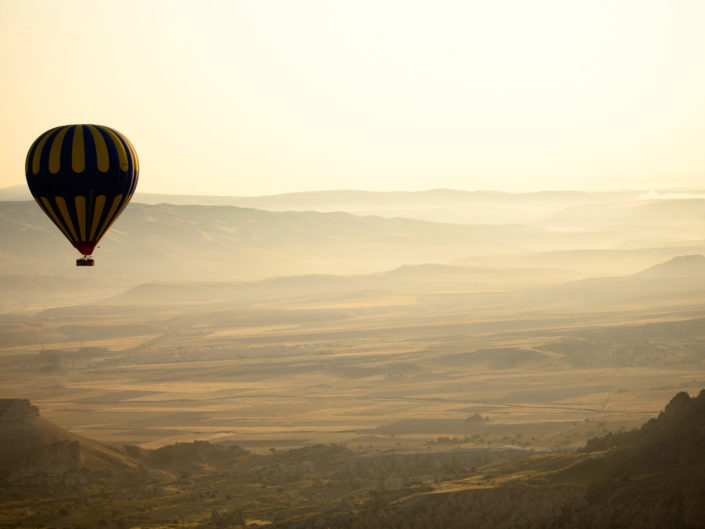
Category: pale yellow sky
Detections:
[{"x1": 1, "y1": 0, "x2": 704, "y2": 195}]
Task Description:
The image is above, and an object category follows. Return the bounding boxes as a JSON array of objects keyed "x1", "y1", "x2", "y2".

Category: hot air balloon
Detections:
[{"x1": 25, "y1": 125, "x2": 138, "y2": 266}]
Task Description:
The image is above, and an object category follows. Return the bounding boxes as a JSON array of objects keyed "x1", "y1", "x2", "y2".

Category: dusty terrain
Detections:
[
  {"x1": 1, "y1": 390, "x2": 704, "y2": 529},
  {"x1": 2, "y1": 256, "x2": 705, "y2": 452},
  {"x1": 2, "y1": 190, "x2": 705, "y2": 527}
]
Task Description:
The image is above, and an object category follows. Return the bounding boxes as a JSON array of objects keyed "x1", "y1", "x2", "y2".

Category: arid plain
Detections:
[
  {"x1": 3, "y1": 189, "x2": 705, "y2": 528},
  {"x1": 2, "y1": 189, "x2": 705, "y2": 453}
]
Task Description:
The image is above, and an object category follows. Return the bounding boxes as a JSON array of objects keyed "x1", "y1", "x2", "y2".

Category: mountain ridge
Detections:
[
  {"x1": 98, "y1": 253, "x2": 705, "y2": 310},
  {"x1": 0, "y1": 200, "x2": 597, "y2": 285},
  {"x1": 634, "y1": 254, "x2": 705, "y2": 278},
  {"x1": 0, "y1": 185, "x2": 642, "y2": 225}
]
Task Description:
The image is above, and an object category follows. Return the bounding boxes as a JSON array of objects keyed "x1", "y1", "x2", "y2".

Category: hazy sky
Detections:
[{"x1": 2, "y1": 0, "x2": 704, "y2": 196}]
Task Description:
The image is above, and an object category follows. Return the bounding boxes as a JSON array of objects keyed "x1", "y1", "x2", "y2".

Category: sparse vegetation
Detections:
[
  {"x1": 3, "y1": 389, "x2": 704, "y2": 528},
  {"x1": 3, "y1": 193, "x2": 705, "y2": 527}
]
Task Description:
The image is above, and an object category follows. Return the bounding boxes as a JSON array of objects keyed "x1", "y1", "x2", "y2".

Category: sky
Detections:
[{"x1": 1, "y1": 0, "x2": 704, "y2": 196}]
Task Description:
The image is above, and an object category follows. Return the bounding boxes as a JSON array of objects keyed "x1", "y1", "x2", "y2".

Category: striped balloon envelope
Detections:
[{"x1": 25, "y1": 125, "x2": 138, "y2": 265}]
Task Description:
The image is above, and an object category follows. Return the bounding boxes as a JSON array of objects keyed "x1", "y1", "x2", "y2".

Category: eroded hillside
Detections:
[{"x1": 1, "y1": 391, "x2": 704, "y2": 528}]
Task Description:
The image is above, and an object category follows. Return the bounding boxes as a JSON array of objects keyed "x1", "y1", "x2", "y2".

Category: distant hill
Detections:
[
  {"x1": 539, "y1": 197, "x2": 705, "y2": 236},
  {"x1": 111, "y1": 263, "x2": 580, "y2": 306},
  {"x1": 454, "y1": 246, "x2": 705, "y2": 277},
  {"x1": 6, "y1": 184, "x2": 705, "y2": 229},
  {"x1": 0, "y1": 185, "x2": 32, "y2": 201},
  {"x1": 24, "y1": 253, "x2": 705, "y2": 316},
  {"x1": 0, "y1": 201, "x2": 595, "y2": 297},
  {"x1": 634, "y1": 254, "x2": 705, "y2": 278},
  {"x1": 4, "y1": 193, "x2": 705, "y2": 312},
  {"x1": 0, "y1": 185, "x2": 639, "y2": 224},
  {"x1": 139, "y1": 188, "x2": 635, "y2": 225},
  {"x1": 516, "y1": 254, "x2": 705, "y2": 310}
]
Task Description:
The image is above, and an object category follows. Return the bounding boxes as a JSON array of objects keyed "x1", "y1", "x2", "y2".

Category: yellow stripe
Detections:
[
  {"x1": 89, "y1": 195, "x2": 107, "y2": 240},
  {"x1": 122, "y1": 134, "x2": 139, "y2": 172},
  {"x1": 102, "y1": 128, "x2": 129, "y2": 171},
  {"x1": 31, "y1": 130, "x2": 54, "y2": 175},
  {"x1": 49, "y1": 126, "x2": 70, "y2": 174},
  {"x1": 54, "y1": 196, "x2": 79, "y2": 240},
  {"x1": 72, "y1": 126, "x2": 85, "y2": 173},
  {"x1": 95, "y1": 194, "x2": 123, "y2": 241},
  {"x1": 97, "y1": 198, "x2": 130, "y2": 240},
  {"x1": 101, "y1": 193, "x2": 133, "y2": 237},
  {"x1": 39, "y1": 196, "x2": 72, "y2": 240},
  {"x1": 87, "y1": 125, "x2": 110, "y2": 172},
  {"x1": 74, "y1": 195, "x2": 87, "y2": 240}
]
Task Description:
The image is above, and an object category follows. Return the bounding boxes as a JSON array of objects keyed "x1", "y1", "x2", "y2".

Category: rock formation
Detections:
[
  {"x1": 275, "y1": 390, "x2": 705, "y2": 529},
  {"x1": 0, "y1": 399, "x2": 39, "y2": 422},
  {"x1": 0, "y1": 399, "x2": 84, "y2": 484}
]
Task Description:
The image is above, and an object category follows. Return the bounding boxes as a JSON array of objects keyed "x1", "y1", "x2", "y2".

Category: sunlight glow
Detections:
[{"x1": 1, "y1": 0, "x2": 704, "y2": 195}]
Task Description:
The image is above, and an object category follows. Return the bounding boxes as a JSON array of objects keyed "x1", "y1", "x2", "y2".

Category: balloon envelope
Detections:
[{"x1": 25, "y1": 125, "x2": 138, "y2": 257}]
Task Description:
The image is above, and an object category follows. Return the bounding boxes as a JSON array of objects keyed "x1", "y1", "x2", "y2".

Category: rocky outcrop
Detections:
[
  {"x1": 581, "y1": 389, "x2": 705, "y2": 478},
  {"x1": 0, "y1": 399, "x2": 39, "y2": 423},
  {"x1": 278, "y1": 390, "x2": 705, "y2": 529},
  {"x1": 0, "y1": 399, "x2": 85, "y2": 485},
  {"x1": 585, "y1": 389, "x2": 705, "y2": 452}
]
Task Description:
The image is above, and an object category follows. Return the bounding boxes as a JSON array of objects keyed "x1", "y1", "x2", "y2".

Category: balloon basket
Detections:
[{"x1": 76, "y1": 257, "x2": 95, "y2": 267}]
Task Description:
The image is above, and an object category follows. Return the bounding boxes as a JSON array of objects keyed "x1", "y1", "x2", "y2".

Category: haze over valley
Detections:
[
  {"x1": 2, "y1": 187, "x2": 705, "y2": 527},
  {"x1": 4, "y1": 0, "x2": 705, "y2": 525}
]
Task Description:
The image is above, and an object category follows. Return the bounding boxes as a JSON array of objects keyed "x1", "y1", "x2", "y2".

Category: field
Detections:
[
  {"x1": 3, "y1": 267, "x2": 703, "y2": 453},
  {"x1": 3, "y1": 194, "x2": 705, "y2": 528}
]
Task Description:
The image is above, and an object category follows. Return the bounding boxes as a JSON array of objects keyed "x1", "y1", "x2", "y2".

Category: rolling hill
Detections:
[
  {"x1": 0, "y1": 185, "x2": 639, "y2": 224},
  {"x1": 0, "y1": 200, "x2": 607, "y2": 312},
  {"x1": 104, "y1": 254, "x2": 705, "y2": 314},
  {"x1": 453, "y1": 245, "x2": 705, "y2": 277},
  {"x1": 4, "y1": 187, "x2": 705, "y2": 313},
  {"x1": 538, "y1": 197, "x2": 705, "y2": 236},
  {"x1": 110, "y1": 263, "x2": 579, "y2": 306},
  {"x1": 528, "y1": 254, "x2": 705, "y2": 309}
]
